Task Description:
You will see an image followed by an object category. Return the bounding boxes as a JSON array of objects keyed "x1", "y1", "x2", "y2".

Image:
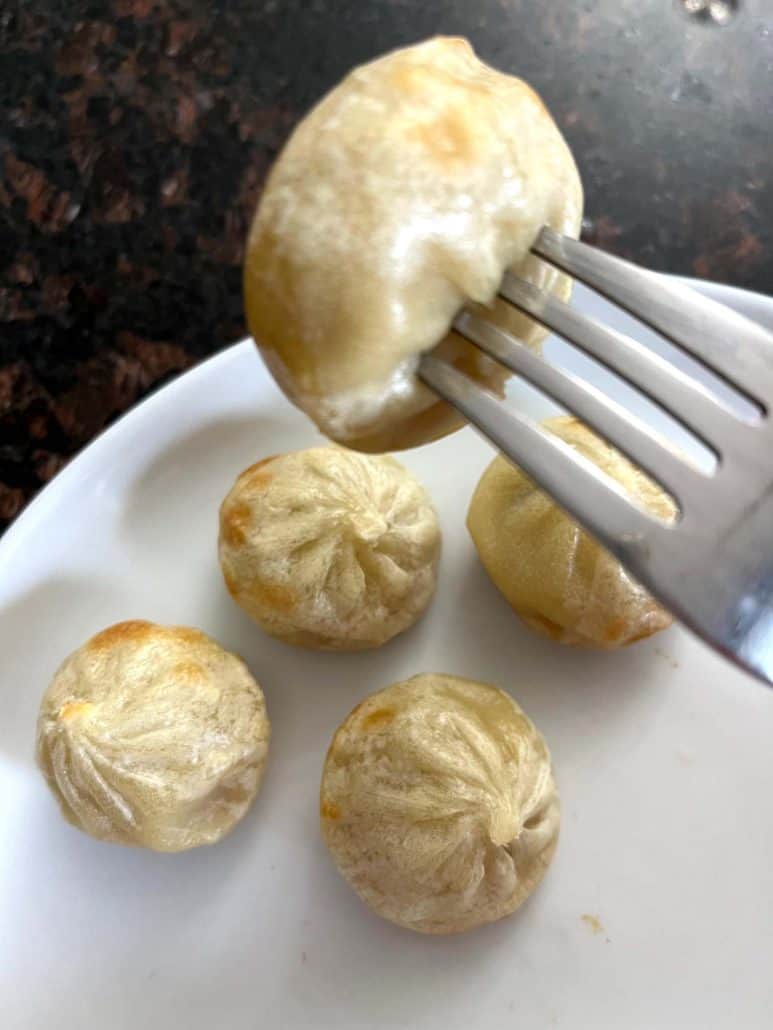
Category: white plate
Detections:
[{"x1": 2, "y1": 280, "x2": 773, "y2": 1030}]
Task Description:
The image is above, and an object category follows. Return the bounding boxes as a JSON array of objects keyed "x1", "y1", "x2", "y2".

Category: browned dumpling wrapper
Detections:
[
  {"x1": 219, "y1": 448, "x2": 441, "y2": 650},
  {"x1": 36, "y1": 621, "x2": 270, "y2": 851},
  {"x1": 321, "y1": 673, "x2": 559, "y2": 934},
  {"x1": 467, "y1": 416, "x2": 675, "y2": 648},
  {"x1": 244, "y1": 36, "x2": 582, "y2": 452}
]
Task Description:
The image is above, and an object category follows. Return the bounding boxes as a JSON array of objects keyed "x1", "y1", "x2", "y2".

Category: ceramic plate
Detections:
[{"x1": 2, "y1": 280, "x2": 773, "y2": 1030}]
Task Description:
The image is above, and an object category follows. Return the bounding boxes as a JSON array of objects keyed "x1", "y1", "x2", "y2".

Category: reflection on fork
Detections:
[{"x1": 419, "y1": 226, "x2": 773, "y2": 685}]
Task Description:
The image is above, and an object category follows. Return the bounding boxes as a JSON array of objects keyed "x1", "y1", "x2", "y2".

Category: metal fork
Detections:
[{"x1": 418, "y1": 227, "x2": 773, "y2": 686}]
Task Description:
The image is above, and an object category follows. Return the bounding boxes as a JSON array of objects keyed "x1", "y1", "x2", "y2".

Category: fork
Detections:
[{"x1": 418, "y1": 227, "x2": 773, "y2": 686}]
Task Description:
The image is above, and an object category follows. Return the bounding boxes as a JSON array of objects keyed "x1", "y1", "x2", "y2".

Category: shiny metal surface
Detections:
[
  {"x1": 497, "y1": 272, "x2": 736, "y2": 447},
  {"x1": 419, "y1": 234, "x2": 773, "y2": 686},
  {"x1": 533, "y1": 227, "x2": 773, "y2": 404}
]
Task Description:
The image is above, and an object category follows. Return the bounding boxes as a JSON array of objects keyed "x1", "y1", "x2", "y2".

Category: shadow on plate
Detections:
[{"x1": 277, "y1": 822, "x2": 560, "y2": 1027}]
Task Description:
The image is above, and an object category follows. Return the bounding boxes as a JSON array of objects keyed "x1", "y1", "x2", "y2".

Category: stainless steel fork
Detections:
[{"x1": 418, "y1": 227, "x2": 773, "y2": 686}]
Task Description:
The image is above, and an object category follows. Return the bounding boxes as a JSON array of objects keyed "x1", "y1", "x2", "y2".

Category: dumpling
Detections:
[
  {"x1": 320, "y1": 673, "x2": 559, "y2": 934},
  {"x1": 467, "y1": 416, "x2": 676, "y2": 648},
  {"x1": 36, "y1": 621, "x2": 270, "y2": 852},
  {"x1": 218, "y1": 447, "x2": 441, "y2": 650},
  {"x1": 244, "y1": 36, "x2": 583, "y2": 452}
]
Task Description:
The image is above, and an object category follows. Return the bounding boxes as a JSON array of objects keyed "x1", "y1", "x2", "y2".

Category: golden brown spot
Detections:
[
  {"x1": 627, "y1": 628, "x2": 653, "y2": 645},
  {"x1": 389, "y1": 63, "x2": 436, "y2": 96},
  {"x1": 320, "y1": 800, "x2": 341, "y2": 821},
  {"x1": 449, "y1": 348, "x2": 504, "y2": 396},
  {"x1": 451, "y1": 347, "x2": 482, "y2": 381},
  {"x1": 223, "y1": 569, "x2": 241, "y2": 599},
  {"x1": 220, "y1": 501, "x2": 253, "y2": 547},
  {"x1": 219, "y1": 783, "x2": 249, "y2": 805},
  {"x1": 238, "y1": 455, "x2": 280, "y2": 489},
  {"x1": 251, "y1": 471, "x2": 274, "y2": 489},
  {"x1": 346, "y1": 697, "x2": 370, "y2": 722},
  {"x1": 88, "y1": 620, "x2": 155, "y2": 651},
  {"x1": 58, "y1": 700, "x2": 93, "y2": 722},
  {"x1": 170, "y1": 626, "x2": 208, "y2": 647},
  {"x1": 602, "y1": 618, "x2": 628, "y2": 644},
  {"x1": 250, "y1": 580, "x2": 296, "y2": 615},
  {"x1": 411, "y1": 108, "x2": 476, "y2": 166},
  {"x1": 172, "y1": 662, "x2": 205, "y2": 682},
  {"x1": 361, "y1": 707, "x2": 395, "y2": 731}
]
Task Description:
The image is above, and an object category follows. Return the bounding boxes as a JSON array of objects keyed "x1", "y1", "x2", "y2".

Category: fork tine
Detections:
[
  {"x1": 417, "y1": 354, "x2": 667, "y2": 556},
  {"x1": 454, "y1": 309, "x2": 701, "y2": 501},
  {"x1": 533, "y1": 227, "x2": 773, "y2": 406},
  {"x1": 498, "y1": 273, "x2": 739, "y2": 450}
]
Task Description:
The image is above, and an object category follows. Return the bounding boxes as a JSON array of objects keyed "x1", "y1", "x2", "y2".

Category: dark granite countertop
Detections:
[{"x1": 1, "y1": 0, "x2": 771, "y2": 532}]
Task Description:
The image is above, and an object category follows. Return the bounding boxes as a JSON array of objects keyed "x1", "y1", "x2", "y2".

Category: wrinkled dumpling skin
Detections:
[
  {"x1": 244, "y1": 36, "x2": 583, "y2": 452},
  {"x1": 218, "y1": 448, "x2": 441, "y2": 650},
  {"x1": 467, "y1": 416, "x2": 676, "y2": 648},
  {"x1": 321, "y1": 673, "x2": 559, "y2": 934},
  {"x1": 35, "y1": 621, "x2": 270, "y2": 851}
]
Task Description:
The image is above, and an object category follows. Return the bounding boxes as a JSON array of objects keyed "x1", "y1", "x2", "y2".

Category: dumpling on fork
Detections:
[{"x1": 244, "y1": 36, "x2": 583, "y2": 451}]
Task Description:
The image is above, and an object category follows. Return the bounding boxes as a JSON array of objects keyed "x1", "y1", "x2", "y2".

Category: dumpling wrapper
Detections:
[
  {"x1": 219, "y1": 447, "x2": 441, "y2": 650},
  {"x1": 467, "y1": 416, "x2": 676, "y2": 648},
  {"x1": 36, "y1": 621, "x2": 270, "y2": 851},
  {"x1": 321, "y1": 673, "x2": 559, "y2": 934},
  {"x1": 244, "y1": 36, "x2": 583, "y2": 451}
]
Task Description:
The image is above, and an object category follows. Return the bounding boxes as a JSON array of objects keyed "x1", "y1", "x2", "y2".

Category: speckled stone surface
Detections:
[{"x1": 1, "y1": 0, "x2": 771, "y2": 531}]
